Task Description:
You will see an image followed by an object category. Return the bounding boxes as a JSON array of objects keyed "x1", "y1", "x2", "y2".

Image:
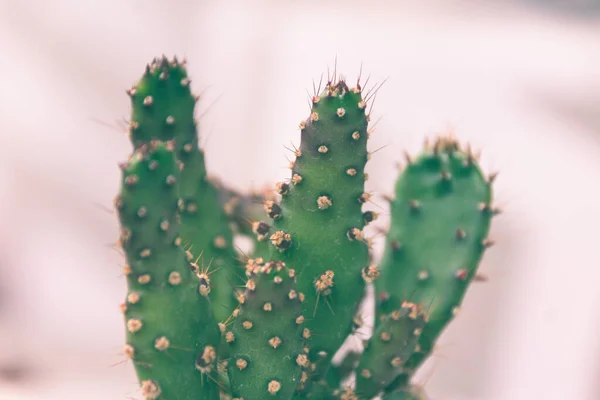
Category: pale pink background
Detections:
[{"x1": 0, "y1": 1, "x2": 599, "y2": 399}]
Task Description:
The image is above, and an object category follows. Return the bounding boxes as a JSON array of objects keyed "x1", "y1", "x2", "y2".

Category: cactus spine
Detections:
[{"x1": 112, "y1": 57, "x2": 498, "y2": 400}]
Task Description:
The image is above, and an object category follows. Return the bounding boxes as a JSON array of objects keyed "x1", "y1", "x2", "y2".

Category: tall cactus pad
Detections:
[
  {"x1": 116, "y1": 142, "x2": 221, "y2": 400},
  {"x1": 355, "y1": 302, "x2": 427, "y2": 399},
  {"x1": 260, "y1": 79, "x2": 372, "y2": 369},
  {"x1": 376, "y1": 136, "x2": 494, "y2": 385},
  {"x1": 127, "y1": 57, "x2": 240, "y2": 322},
  {"x1": 226, "y1": 261, "x2": 306, "y2": 399}
]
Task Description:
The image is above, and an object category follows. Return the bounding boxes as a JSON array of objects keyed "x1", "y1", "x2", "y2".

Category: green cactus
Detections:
[
  {"x1": 116, "y1": 141, "x2": 221, "y2": 400},
  {"x1": 226, "y1": 260, "x2": 307, "y2": 399},
  {"x1": 111, "y1": 57, "x2": 498, "y2": 400},
  {"x1": 375, "y1": 136, "x2": 495, "y2": 394},
  {"x1": 254, "y1": 79, "x2": 373, "y2": 380},
  {"x1": 127, "y1": 56, "x2": 241, "y2": 323}
]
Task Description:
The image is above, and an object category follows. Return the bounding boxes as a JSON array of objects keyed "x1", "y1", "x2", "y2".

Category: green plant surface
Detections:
[
  {"x1": 355, "y1": 303, "x2": 426, "y2": 399},
  {"x1": 256, "y1": 79, "x2": 375, "y2": 379},
  {"x1": 376, "y1": 136, "x2": 495, "y2": 393},
  {"x1": 226, "y1": 261, "x2": 307, "y2": 399},
  {"x1": 116, "y1": 141, "x2": 221, "y2": 400},
  {"x1": 127, "y1": 56, "x2": 241, "y2": 322}
]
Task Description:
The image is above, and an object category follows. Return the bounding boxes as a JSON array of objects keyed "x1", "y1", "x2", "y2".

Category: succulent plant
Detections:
[{"x1": 113, "y1": 56, "x2": 498, "y2": 400}]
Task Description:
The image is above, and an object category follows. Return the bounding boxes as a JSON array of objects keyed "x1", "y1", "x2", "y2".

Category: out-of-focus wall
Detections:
[{"x1": 0, "y1": 1, "x2": 599, "y2": 399}]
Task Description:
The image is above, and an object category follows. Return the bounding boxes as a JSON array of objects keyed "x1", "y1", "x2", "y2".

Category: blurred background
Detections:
[{"x1": 0, "y1": 0, "x2": 599, "y2": 399}]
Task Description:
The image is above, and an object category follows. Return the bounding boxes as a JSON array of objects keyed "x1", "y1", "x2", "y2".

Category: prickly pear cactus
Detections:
[
  {"x1": 126, "y1": 57, "x2": 241, "y2": 323},
  {"x1": 111, "y1": 56, "x2": 498, "y2": 400},
  {"x1": 116, "y1": 141, "x2": 221, "y2": 400}
]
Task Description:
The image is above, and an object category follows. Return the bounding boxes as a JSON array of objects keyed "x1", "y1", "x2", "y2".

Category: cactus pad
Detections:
[
  {"x1": 258, "y1": 79, "x2": 373, "y2": 373},
  {"x1": 116, "y1": 141, "x2": 221, "y2": 400},
  {"x1": 376, "y1": 136, "x2": 494, "y2": 390},
  {"x1": 127, "y1": 56, "x2": 240, "y2": 322}
]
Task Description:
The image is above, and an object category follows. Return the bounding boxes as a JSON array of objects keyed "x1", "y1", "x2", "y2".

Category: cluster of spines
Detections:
[
  {"x1": 225, "y1": 259, "x2": 308, "y2": 399},
  {"x1": 125, "y1": 56, "x2": 241, "y2": 323},
  {"x1": 251, "y1": 79, "x2": 379, "y2": 386},
  {"x1": 116, "y1": 141, "x2": 221, "y2": 400},
  {"x1": 375, "y1": 135, "x2": 496, "y2": 395}
]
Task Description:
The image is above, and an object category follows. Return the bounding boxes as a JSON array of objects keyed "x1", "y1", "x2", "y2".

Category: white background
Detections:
[{"x1": 0, "y1": 1, "x2": 599, "y2": 399}]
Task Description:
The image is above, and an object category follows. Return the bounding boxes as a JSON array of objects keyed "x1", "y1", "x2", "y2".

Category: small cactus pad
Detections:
[
  {"x1": 376, "y1": 135, "x2": 494, "y2": 386},
  {"x1": 127, "y1": 56, "x2": 240, "y2": 322},
  {"x1": 355, "y1": 303, "x2": 426, "y2": 399},
  {"x1": 214, "y1": 178, "x2": 273, "y2": 241},
  {"x1": 259, "y1": 78, "x2": 372, "y2": 369},
  {"x1": 116, "y1": 142, "x2": 221, "y2": 400},
  {"x1": 226, "y1": 261, "x2": 306, "y2": 399}
]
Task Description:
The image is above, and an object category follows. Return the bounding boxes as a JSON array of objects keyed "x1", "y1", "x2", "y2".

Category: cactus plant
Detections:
[{"x1": 113, "y1": 56, "x2": 498, "y2": 400}]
